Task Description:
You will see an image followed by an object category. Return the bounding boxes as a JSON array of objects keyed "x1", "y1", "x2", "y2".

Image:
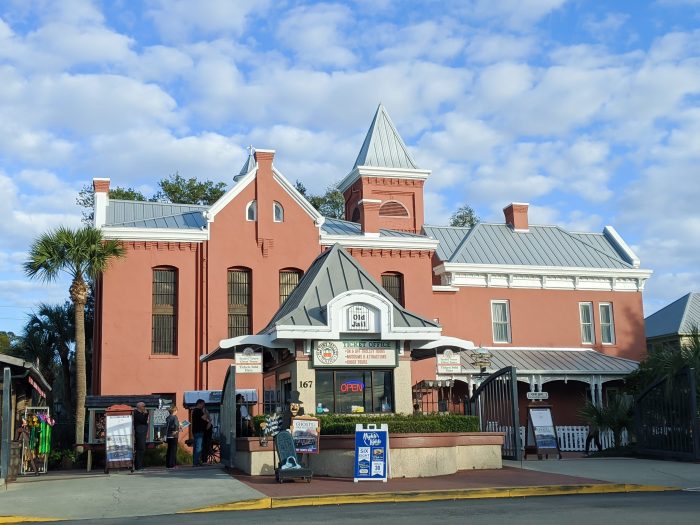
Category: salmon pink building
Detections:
[{"x1": 92, "y1": 105, "x2": 652, "y2": 428}]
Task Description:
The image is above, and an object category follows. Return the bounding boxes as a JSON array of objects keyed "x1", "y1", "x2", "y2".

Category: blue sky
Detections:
[{"x1": 1, "y1": 0, "x2": 700, "y2": 335}]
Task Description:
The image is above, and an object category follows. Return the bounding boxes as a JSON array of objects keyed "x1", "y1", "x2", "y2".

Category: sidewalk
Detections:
[{"x1": 0, "y1": 459, "x2": 682, "y2": 522}]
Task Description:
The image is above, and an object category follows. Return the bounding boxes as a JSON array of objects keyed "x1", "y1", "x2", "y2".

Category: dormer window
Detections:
[
  {"x1": 246, "y1": 201, "x2": 257, "y2": 221},
  {"x1": 273, "y1": 201, "x2": 284, "y2": 222}
]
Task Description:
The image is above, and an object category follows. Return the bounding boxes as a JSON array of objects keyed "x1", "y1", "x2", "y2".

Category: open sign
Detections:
[{"x1": 340, "y1": 380, "x2": 365, "y2": 393}]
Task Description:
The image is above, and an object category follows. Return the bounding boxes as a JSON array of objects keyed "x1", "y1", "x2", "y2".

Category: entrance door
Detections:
[{"x1": 280, "y1": 378, "x2": 292, "y2": 407}]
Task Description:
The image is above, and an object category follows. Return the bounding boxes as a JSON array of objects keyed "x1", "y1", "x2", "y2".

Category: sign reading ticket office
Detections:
[{"x1": 313, "y1": 340, "x2": 398, "y2": 368}]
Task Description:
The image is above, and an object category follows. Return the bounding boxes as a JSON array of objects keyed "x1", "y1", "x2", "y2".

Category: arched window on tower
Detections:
[
  {"x1": 246, "y1": 201, "x2": 257, "y2": 221},
  {"x1": 273, "y1": 201, "x2": 284, "y2": 222},
  {"x1": 379, "y1": 200, "x2": 409, "y2": 217},
  {"x1": 351, "y1": 206, "x2": 361, "y2": 223}
]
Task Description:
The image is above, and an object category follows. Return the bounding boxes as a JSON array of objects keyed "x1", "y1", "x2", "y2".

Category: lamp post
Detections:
[{"x1": 471, "y1": 347, "x2": 493, "y2": 381}]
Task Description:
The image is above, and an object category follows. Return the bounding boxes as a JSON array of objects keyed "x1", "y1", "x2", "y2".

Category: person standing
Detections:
[
  {"x1": 191, "y1": 399, "x2": 207, "y2": 466},
  {"x1": 165, "y1": 406, "x2": 180, "y2": 469},
  {"x1": 236, "y1": 394, "x2": 251, "y2": 437},
  {"x1": 133, "y1": 402, "x2": 149, "y2": 471}
]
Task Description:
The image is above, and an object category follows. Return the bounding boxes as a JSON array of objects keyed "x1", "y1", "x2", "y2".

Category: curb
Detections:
[
  {"x1": 0, "y1": 518, "x2": 60, "y2": 524},
  {"x1": 183, "y1": 483, "x2": 680, "y2": 514}
]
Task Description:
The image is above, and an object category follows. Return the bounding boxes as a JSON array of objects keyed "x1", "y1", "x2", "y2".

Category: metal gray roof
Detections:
[
  {"x1": 237, "y1": 152, "x2": 256, "y2": 178},
  {"x1": 459, "y1": 348, "x2": 638, "y2": 376},
  {"x1": 645, "y1": 292, "x2": 700, "y2": 339},
  {"x1": 423, "y1": 225, "x2": 471, "y2": 261},
  {"x1": 424, "y1": 223, "x2": 632, "y2": 269},
  {"x1": 106, "y1": 200, "x2": 208, "y2": 229},
  {"x1": 263, "y1": 244, "x2": 439, "y2": 332},
  {"x1": 322, "y1": 218, "x2": 426, "y2": 238},
  {"x1": 353, "y1": 104, "x2": 418, "y2": 170}
]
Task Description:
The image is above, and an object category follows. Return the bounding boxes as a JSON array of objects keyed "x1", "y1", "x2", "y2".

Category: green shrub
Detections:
[
  {"x1": 143, "y1": 442, "x2": 192, "y2": 467},
  {"x1": 318, "y1": 413, "x2": 479, "y2": 435}
]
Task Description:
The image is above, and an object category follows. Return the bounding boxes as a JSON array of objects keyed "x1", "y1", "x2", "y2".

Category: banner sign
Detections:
[
  {"x1": 291, "y1": 416, "x2": 320, "y2": 454},
  {"x1": 105, "y1": 414, "x2": 133, "y2": 463},
  {"x1": 354, "y1": 423, "x2": 389, "y2": 482},
  {"x1": 235, "y1": 348, "x2": 262, "y2": 373},
  {"x1": 436, "y1": 349, "x2": 462, "y2": 375},
  {"x1": 313, "y1": 340, "x2": 398, "y2": 368}
]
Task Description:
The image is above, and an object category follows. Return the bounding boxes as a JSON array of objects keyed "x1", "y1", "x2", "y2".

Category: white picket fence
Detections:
[
  {"x1": 519, "y1": 425, "x2": 629, "y2": 452},
  {"x1": 485, "y1": 422, "x2": 628, "y2": 452}
]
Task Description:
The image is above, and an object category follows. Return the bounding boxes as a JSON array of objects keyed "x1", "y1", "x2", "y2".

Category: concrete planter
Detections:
[{"x1": 234, "y1": 432, "x2": 504, "y2": 478}]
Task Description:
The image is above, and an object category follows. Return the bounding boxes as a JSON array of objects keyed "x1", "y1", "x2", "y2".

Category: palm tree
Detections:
[
  {"x1": 25, "y1": 226, "x2": 125, "y2": 449},
  {"x1": 24, "y1": 303, "x2": 75, "y2": 421}
]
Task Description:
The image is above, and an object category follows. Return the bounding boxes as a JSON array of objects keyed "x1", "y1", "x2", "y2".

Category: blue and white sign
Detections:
[{"x1": 353, "y1": 423, "x2": 389, "y2": 482}]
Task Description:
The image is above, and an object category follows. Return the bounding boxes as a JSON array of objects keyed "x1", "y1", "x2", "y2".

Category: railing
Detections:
[{"x1": 492, "y1": 425, "x2": 628, "y2": 452}]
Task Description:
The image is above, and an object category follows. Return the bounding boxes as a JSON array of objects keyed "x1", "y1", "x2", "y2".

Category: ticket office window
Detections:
[{"x1": 315, "y1": 370, "x2": 394, "y2": 414}]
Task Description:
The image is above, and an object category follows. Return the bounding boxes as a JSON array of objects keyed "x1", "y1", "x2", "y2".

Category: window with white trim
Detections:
[
  {"x1": 273, "y1": 201, "x2": 284, "y2": 222},
  {"x1": 600, "y1": 303, "x2": 615, "y2": 344},
  {"x1": 491, "y1": 300, "x2": 511, "y2": 343},
  {"x1": 246, "y1": 201, "x2": 257, "y2": 221},
  {"x1": 579, "y1": 302, "x2": 594, "y2": 344}
]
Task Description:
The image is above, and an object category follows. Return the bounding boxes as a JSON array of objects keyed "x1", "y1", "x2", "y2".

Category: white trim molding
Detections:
[
  {"x1": 102, "y1": 226, "x2": 208, "y2": 242},
  {"x1": 434, "y1": 262, "x2": 652, "y2": 292},
  {"x1": 603, "y1": 226, "x2": 640, "y2": 268},
  {"x1": 206, "y1": 167, "x2": 257, "y2": 223},
  {"x1": 337, "y1": 165, "x2": 431, "y2": 193},
  {"x1": 320, "y1": 234, "x2": 438, "y2": 250}
]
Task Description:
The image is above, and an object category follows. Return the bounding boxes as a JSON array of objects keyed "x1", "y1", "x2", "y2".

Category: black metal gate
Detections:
[
  {"x1": 635, "y1": 367, "x2": 700, "y2": 461},
  {"x1": 467, "y1": 366, "x2": 522, "y2": 460}
]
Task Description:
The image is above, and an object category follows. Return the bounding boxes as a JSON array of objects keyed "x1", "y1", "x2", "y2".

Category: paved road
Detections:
[{"x1": 58, "y1": 492, "x2": 700, "y2": 525}]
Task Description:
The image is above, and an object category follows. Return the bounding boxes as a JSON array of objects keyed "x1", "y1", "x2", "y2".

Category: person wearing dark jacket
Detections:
[
  {"x1": 191, "y1": 399, "x2": 208, "y2": 466},
  {"x1": 133, "y1": 402, "x2": 149, "y2": 470},
  {"x1": 165, "y1": 407, "x2": 180, "y2": 469}
]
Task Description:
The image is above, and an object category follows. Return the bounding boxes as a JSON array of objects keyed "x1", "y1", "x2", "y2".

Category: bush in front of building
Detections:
[{"x1": 318, "y1": 413, "x2": 479, "y2": 435}]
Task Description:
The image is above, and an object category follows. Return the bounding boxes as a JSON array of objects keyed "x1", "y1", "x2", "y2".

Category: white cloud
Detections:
[
  {"x1": 277, "y1": 3, "x2": 356, "y2": 68},
  {"x1": 470, "y1": 0, "x2": 568, "y2": 31},
  {"x1": 375, "y1": 21, "x2": 466, "y2": 63},
  {"x1": 465, "y1": 33, "x2": 536, "y2": 63}
]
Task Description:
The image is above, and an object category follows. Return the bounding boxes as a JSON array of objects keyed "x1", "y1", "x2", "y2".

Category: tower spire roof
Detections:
[{"x1": 353, "y1": 104, "x2": 418, "y2": 170}]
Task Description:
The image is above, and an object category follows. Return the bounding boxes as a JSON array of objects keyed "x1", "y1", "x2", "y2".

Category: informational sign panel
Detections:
[
  {"x1": 437, "y1": 349, "x2": 462, "y2": 374},
  {"x1": 235, "y1": 348, "x2": 262, "y2": 373},
  {"x1": 526, "y1": 391, "x2": 549, "y2": 400},
  {"x1": 526, "y1": 405, "x2": 561, "y2": 459},
  {"x1": 314, "y1": 341, "x2": 398, "y2": 368},
  {"x1": 354, "y1": 423, "x2": 389, "y2": 482},
  {"x1": 152, "y1": 408, "x2": 169, "y2": 427},
  {"x1": 105, "y1": 414, "x2": 133, "y2": 464},
  {"x1": 347, "y1": 304, "x2": 373, "y2": 332},
  {"x1": 291, "y1": 416, "x2": 321, "y2": 454}
]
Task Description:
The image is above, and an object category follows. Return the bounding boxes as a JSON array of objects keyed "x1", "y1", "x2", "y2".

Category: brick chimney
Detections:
[
  {"x1": 253, "y1": 149, "x2": 275, "y2": 254},
  {"x1": 359, "y1": 198, "x2": 382, "y2": 236},
  {"x1": 92, "y1": 178, "x2": 110, "y2": 228},
  {"x1": 503, "y1": 203, "x2": 529, "y2": 232}
]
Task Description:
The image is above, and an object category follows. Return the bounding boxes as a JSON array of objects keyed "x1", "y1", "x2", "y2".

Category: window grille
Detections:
[
  {"x1": 279, "y1": 269, "x2": 302, "y2": 305},
  {"x1": 381, "y1": 273, "x2": 404, "y2": 305},
  {"x1": 228, "y1": 268, "x2": 251, "y2": 338},
  {"x1": 152, "y1": 268, "x2": 177, "y2": 355}
]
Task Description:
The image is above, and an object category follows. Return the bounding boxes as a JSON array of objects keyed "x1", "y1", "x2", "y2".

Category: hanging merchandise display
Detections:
[{"x1": 20, "y1": 407, "x2": 54, "y2": 475}]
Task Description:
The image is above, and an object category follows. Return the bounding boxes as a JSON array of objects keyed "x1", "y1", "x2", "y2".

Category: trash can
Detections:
[{"x1": 7, "y1": 442, "x2": 22, "y2": 481}]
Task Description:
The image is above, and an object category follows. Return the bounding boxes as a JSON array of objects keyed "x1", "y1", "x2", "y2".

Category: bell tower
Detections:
[{"x1": 338, "y1": 104, "x2": 431, "y2": 234}]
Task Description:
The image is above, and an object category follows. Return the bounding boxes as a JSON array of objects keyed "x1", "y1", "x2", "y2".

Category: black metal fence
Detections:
[
  {"x1": 467, "y1": 366, "x2": 522, "y2": 460},
  {"x1": 634, "y1": 367, "x2": 700, "y2": 461}
]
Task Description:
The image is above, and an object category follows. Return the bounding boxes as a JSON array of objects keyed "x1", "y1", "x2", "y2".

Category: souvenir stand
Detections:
[{"x1": 20, "y1": 407, "x2": 53, "y2": 475}]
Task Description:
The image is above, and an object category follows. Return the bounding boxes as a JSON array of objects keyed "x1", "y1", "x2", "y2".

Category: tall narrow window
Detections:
[
  {"x1": 580, "y1": 302, "x2": 595, "y2": 344},
  {"x1": 279, "y1": 269, "x2": 302, "y2": 305},
  {"x1": 152, "y1": 268, "x2": 177, "y2": 355},
  {"x1": 491, "y1": 300, "x2": 511, "y2": 343},
  {"x1": 381, "y1": 272, "x2": 404, "y2": 306},
  {"x1": 600, "y1": 303, "x2": 615, "y2": 344},
  {"x1": 273, "y1": 201, "x2": 284, "y2": 222},
  {"x1": 246, "y1": 201, "x2": 257, "y2": 221},
  {"x1": 228, "y1": 268, "x2": 251, "y2": 338}
]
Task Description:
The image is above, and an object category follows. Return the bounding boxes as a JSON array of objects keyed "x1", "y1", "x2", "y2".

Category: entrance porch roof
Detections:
[{"x1": 200, "y1": 334, "x2": 292, "y2": 363}]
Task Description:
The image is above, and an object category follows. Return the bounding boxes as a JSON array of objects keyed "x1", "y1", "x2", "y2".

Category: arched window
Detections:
[
  {"x1": 152, "y1": 267, "x2": 177, "y2": 355},
  {"x1": 228, "y1": 267, "x2": 251, "y2": 337},
  {"x1": 381, "y1": 272, "x2": 404, "y2": 306},
  {"x1": 246, "y1": 201, "x2": 257, "y2": 221},
  {"x1": 279, "y1": 268, "x2": 303, "y2": 305},
  {"x1": 379, "y1": 200, "x2": 409, "y2": 217},
  {"x1": 273, "y1": 201, "x2": 284, "y2": 222},
  {"x1": 351, "y1": 206, "x2": 360, "y2": 223}
]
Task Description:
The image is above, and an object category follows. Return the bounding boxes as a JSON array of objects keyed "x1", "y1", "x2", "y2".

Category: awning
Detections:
[
  {"x1": 445, "y1": 347, "x2": 638, "y2": 377},
  {"x1": 0, "y1": 354, "x2": 52, "y2": 393},
  {"x1": 183, "y1": 389, "x2": 257, "y2": 407},
  {"x1": 411, "y1": 336, "x2": 475, "y2": 360},
  {"x1": 200, "y1": 334, "x2": 292, "y2": 362}
]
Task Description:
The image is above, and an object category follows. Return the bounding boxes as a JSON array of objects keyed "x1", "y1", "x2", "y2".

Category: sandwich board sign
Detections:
[
  {"x1": 525, "y1": 404, "x2": 561, "y2": 459},
  {"x1": 354, "y1": 423, "x2": 389, "y2": 482}
]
